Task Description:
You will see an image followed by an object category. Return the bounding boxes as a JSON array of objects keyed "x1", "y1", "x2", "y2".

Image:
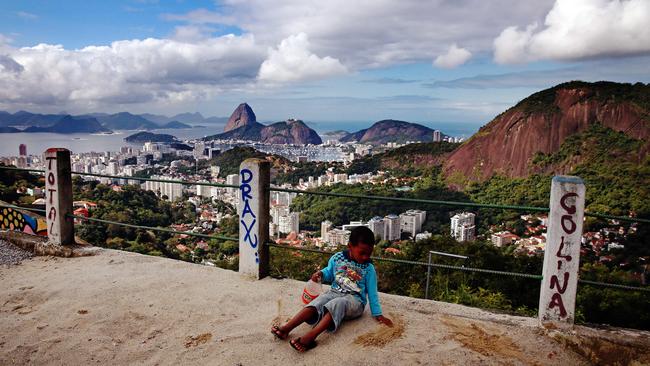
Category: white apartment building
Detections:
[
  {"x1": 143, "y1": 175, "x2": 183, "y2": 201},
  {"x1": 399, "y1": 212, "x2": 418, "y2": 236},
  {"x1": 279, "y1": 212, "x2": 300, "y2": 234},
  {"x1": 107, "y1": 161, "x2": 119, "y2": 176},
  {"x1": 342, "y1": 221, "x2": 366, "y2": 232},
  {"x1": 327, "y1": 228, "x2": 351, "y2": 246},
  {"x1": 271, "y1": 205, "x2": 290, "y2": 225},
  {"x1": 195, "y1": 182, "x2": 210, "y2": 198},
  {"x1": 384, "y1": 214, "x2": 401, "y2": 241},
  {"x1": 433, "y1": 130, "x2": 441, "y2": 142},
  {"x1": 405, "y1": 209, "x2": 426, "y2": 233},
  {"x1": 367, "y1": 216, "x2": 385, "y2": 241},
  {"x1": 321, "y1": 221, "x2": 332, "y2": 242},
  {"x1": 451, "y1": 212, "x2": 476, "y2": 242}
]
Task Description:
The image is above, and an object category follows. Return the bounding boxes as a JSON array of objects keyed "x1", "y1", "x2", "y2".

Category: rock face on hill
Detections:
[
  {"x1": 224, "y1": 103, "x2": 257, "y2": 132},
  {"x1": 340, "y1": 120, "x2": 436, "y2": 144},
  {"x1": 260, "y1": 119, "x2": 323, "y2": 144},
  {"x1": 208, "y1": 119, "x2": 322, "y2": 145},
  {"x1": 443, "y1": 81, "x2": 650, "y2": 182}
]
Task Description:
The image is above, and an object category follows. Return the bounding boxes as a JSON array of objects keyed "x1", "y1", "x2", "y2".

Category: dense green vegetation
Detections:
[
  {"x1": 274, "y1": 161, "x2": 344, "y2": 185},
  {"x1": 70, "y1": 178, "x2": 239, "y2": 265},
  {"x1": 512, "y1": 81, "x2": 650, "y2": 117},
  {"x1": 197, "y1": 146, "x2": 272, "y2": 176},
  {"x1": 470, "y1": 124, "x2": 650, "y2": 219},
  {"x1": 290, "y1": 170, "x2": 469, "y2": 233},
  {"x1": 0, "y1": 163, "x2": 42, "y2": 205},
  {"x1": 347, "y1": 142, "x2": 458, "y2": 176}
]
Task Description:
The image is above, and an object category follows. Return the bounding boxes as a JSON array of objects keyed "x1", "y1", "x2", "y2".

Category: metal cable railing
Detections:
[
  {"x1": 0, "y1": 166, "x2": 239, "y2": 189},
  {"x1": 267, "y1": 242, "x2": 543, "y2": 279},
  {"x1": 0, "y1": 203, "x2": 46, "y2": 214},
  {"x1": 2, "y1": 201, "x2": 648, "y2": 293},
  {"x1": 2, "y1": 165, "x2": 648, "y2": 224},
  {"x1": 267, "y1": 242, "x2": 650, "y2": 292},
  {"x1": 66, "y1": 213, "x2": 238, "y2": 242},
  {"x1": 0, "y1": 203, "x2": 237, "y2": 242}
]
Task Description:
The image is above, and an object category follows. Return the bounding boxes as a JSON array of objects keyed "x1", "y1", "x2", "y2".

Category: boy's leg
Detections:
[
  {"x1": 298, "y1": 311, "x2": 334, "y2": 346},
  {"x1": 278, "y1": 307, "x2": 318, "y2": 335}
]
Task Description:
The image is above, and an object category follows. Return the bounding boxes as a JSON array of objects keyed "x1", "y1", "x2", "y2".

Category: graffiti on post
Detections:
[
  {"x1": 539, "y1": 176, "x2": 584, "y2": 325},
  {"x1": 547, "y1": 192, "x2": 578, "y2": 318},
  {"x1": 240, "y1": 168, "x2": 258, "y2": 263},
  {"x1": 0, "y1": 207, "x2": 47, "y2": 236}
]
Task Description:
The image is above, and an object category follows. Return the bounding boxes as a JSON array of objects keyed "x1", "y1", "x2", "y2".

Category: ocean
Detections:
[
  {"x1": 0, "y1": 121, "x2": 484, "y2": 157},
  {"x1": 0, "y1": 128, "x2": 217, "y2": 157}
]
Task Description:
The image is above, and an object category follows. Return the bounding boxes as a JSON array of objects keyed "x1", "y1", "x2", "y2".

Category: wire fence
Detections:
[
  {"x1": 1, "y1": 165, "x2": 648, "y2": 224},
  {"x1": 267, "y1": 242, "x2": 543, "y2": 279},
  {"x1": 1, "y1": 165, "x2": 649, "y2": 294},
  {"x1": 267, "y1": 242, "x2": 650, "y2": 292}
]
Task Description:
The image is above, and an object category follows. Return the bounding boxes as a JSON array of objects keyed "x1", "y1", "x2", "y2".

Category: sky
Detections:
[{"x1": 0, "y1": 0, "x2": 649, "y2": 127}]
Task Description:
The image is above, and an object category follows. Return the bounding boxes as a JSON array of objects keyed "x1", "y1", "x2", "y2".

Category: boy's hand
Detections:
[
  {"x1": 310, "y1": 270, "x2": 322, "y2": 282},
  {"x1": 374, "y1": 315, "x2": 393, "y2": 327}
]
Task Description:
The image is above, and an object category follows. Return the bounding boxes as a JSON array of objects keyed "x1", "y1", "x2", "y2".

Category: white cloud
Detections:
[
  {"x1": 0, "y1": 35, "x2": 265, "y2": 110},
  {"x1": 168, "y1": 0, "x2": 554, "y2": 69},
  {"x1": 494, "y1": 0, "x2": 650, "y2": 64},
  {"x1": 171, "y1": 25, "x2": 215, "y2": 42},
  {"x1": 433, "y1": 44, "x2": 472, "y2": 69},
  {"x1": 16, "y1": 11, "x2": 38, "y2": 20},
  {"x1": 258, "y1": 33, "x2": 347, "y2": 83}
]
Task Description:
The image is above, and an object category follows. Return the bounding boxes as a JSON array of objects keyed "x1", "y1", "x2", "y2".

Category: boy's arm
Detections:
[
  {"x1": 366, "y1": 264, "x2": 383, "y2": 317},
  {"x1": 319, "y1": 253, "x2": 337, "y2": 283}
]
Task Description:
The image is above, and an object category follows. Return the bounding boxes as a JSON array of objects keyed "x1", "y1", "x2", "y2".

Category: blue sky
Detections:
[{"x1": 0, "y1": 0, "x2": 648, "y2": 129}]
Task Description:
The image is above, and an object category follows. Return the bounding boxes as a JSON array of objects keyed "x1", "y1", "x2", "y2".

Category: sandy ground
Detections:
[{"x1": 1, "y1": 249, "x2": 648, "y2": 365}]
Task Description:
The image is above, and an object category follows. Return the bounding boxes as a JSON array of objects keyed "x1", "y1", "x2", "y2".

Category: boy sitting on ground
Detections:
[{"x1": 271, "y1": 226, "x2": 393, "y2": 352}]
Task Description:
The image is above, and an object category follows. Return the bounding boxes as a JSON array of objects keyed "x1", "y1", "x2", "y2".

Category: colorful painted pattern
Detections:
[{"x1": 0, "y1": 207, "x2": 47, "y2": 236}]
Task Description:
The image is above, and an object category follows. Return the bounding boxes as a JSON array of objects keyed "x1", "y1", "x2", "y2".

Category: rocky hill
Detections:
[
  {"x1": 444, "y1": 81, "x2": 650, "y2": 182},
  {"x1": 340, "y1": 120, "x2": 437, "y2": 144},
  {"x1": 224, "y1": 103, "x2": 257, "y2": 132},
  {"x1": 206, "y1": 104, "x2": 322, "y2": 145},
  {"x1": 94, "y1": 112, "x2": 159, "y2": 130},
  {"x1": 124, "y1": 131, "x2": 178, "y2": 143}
]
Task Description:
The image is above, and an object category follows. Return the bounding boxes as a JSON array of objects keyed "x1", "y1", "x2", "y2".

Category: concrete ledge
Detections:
[
  {"x1": 0, "y1": 230, "x2": 99, "y2": 258},
  {"x1": 1, "y1": 248, "x2": 648, "y2": 365}
]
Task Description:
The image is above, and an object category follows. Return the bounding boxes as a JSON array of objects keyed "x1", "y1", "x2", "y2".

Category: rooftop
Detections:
[{"x1": 1, "y1": 248, "x2": 649, "y2": 365}]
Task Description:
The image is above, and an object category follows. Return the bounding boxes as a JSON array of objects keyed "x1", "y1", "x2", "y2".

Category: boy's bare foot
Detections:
[
  {"x1": 271, "y1": 325, "x2": 288, "y2": 340},
  {"x1": 289, "y1": 337, "x2": 317, "y2": 352}
]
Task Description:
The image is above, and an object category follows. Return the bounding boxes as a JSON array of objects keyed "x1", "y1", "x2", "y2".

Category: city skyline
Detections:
[{"x1": 0, "y1": 0, "x2": 648, "y2": 125}]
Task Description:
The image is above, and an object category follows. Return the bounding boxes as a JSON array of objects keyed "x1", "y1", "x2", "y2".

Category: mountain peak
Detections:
[{"x1": 224, "y1": 103, "x2": 257, "y2": 132}]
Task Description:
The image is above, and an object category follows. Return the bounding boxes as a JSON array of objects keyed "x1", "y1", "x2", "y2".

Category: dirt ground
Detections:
[{"x1": 1, "y1": 248, "x2": 648, "y2": 365}]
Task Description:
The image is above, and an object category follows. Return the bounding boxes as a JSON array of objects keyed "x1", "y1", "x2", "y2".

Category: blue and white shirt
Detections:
[{"x1": 320, "y1": 250, "x2": 383, "y2": 316}]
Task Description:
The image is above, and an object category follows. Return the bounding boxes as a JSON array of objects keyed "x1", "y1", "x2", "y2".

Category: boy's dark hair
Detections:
[{"x1": 349, "y1": 226, "x2": 375, "y2": 246}]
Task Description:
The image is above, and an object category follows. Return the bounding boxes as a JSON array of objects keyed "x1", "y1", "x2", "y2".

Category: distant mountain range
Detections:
[
  {"x1": 0, "y1": 105, "x2": 450, "y2": 145},
  {"x1": 0, "y1": 110, "x2": 202, "y2": 134},
  {"x1": 204, "y1": 103, "x2": 448, "y2": 145}
]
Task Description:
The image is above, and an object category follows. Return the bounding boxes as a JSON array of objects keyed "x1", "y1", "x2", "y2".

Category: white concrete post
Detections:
[
  {"x1": 539, "y1": 175, "x2": 585, "y2": 326},
  {"x1": 238, "y1": 158, "x2": 270, "y2": 279},
  {"x1": 44, "y1": 148, "x2": 75, "y2": 246}
]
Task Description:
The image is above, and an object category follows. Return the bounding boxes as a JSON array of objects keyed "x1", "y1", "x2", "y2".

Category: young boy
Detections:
[{"x1": 271, "y1": 226, "x2": 393, "y2": 352}]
